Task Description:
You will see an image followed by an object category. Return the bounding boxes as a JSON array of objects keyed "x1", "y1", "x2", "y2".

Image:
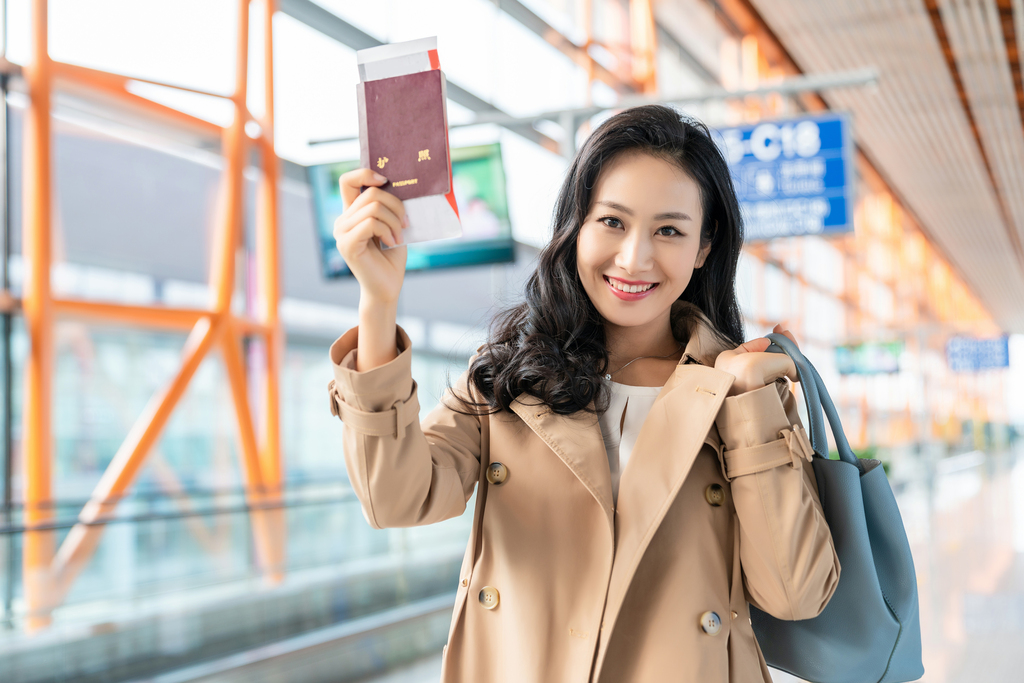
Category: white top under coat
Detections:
[{"x1": 598, "y1": 378, "x2": 664, "y2": 505}]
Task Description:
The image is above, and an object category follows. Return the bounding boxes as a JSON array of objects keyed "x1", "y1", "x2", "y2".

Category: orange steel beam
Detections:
[
  {"x1": 232, "y1": 315, "x2": 273, "y2": 337},
  {"x1": 583, "y1": 0, "x2": 594, "y2": 105},
  {"x1": 219, "y1": 323, "x2": 264, "y2": 498},
  {"x1": 52, "y1": 60, "x2": 234, "y2": 101},
  {"x1": 210, "y1": 2, "x2": 285, "y2": 580},
  {"x1": 210, "y1": 1, "x2": 249, "y2": 315},
  {"x1": 51, "y1": 301, "x2": 271, "y2": 338},
  {"x1": 256, "y1": 0, "x2": 286, "y2": 579},
  {"x1": 52, "y1": 60, "x2": 224, "y2": 137},
  {"x1": 50, "y1": 316, "x2": 221, "y2": 607},
  {"x1": 53, "y1": 299, "x2": 210, "y2": 331},
  {"x1": 26, "y1": 0, "x2": 288, "y2": 621},
  {"x1": 219, "y1": 320, "x2": 278, "y2": 574},
  {"x1": 22, "y1": 0, "x2": 56, "y2": 632},
  {"x1": 49, "y1": 0, "x2": 251, "y2": 609},
  {"x1": 629, "y1": 0, "x2": 658, "y2": 94}
]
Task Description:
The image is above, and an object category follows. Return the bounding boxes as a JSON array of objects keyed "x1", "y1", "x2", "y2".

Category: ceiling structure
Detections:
[{"x1": 749, "y1": 0, "x2": 1024, "y2": 333}]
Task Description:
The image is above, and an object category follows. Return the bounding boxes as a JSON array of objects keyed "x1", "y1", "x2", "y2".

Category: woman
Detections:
[{"x1": 327, "y1": 105, "x2": 840, "y2": 682}]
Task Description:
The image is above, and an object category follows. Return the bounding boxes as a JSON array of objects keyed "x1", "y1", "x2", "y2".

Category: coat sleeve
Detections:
[
  {"x1": 714, "y1": 379, "x2": 841, "y2": 620},
  {"x1": 327, "y1": 324, "x2": 483, "y2": 529}
]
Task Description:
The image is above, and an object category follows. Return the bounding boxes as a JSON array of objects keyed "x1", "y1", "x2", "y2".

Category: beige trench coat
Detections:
[{"x1": 327, "y1": 305, "x2": 840, "y2": 683}]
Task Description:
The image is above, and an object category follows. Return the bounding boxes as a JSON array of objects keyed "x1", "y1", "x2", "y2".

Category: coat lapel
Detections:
[
  {"x1": 510, "y1": 398, "x2": 615, "y2": 533},
  {"x1": 508, "y1": 301, "x2": 737, "y2": 622},
  {"x1": 593, "y1": 363, "x2": 733, "y2": 674}
]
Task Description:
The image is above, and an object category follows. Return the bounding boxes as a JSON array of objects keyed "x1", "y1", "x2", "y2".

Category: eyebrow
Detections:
[{"x1": 595, "y1": 200, "x2": 692, "y2": 221}]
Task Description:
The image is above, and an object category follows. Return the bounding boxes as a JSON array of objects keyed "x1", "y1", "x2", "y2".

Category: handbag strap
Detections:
[{"x1": 764, "y1": 332, "x2": 858, "y2": 466}]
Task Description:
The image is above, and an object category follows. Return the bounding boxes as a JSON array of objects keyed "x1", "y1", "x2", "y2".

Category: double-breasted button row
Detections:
[
  {"x1": 486, "y1": 462, "x2": 508, "y2": 485},
  {"x1": 479, "y1": 586, "x2": 500, "y2": 609}
]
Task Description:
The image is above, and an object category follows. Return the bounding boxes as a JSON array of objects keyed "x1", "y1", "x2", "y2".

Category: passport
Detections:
[
  {"x1": 356, "y1": 69, "x2": 451, "y2": 201},
  {"x1": 355, "y1": 36, "x2": 460, "y2": 245}
]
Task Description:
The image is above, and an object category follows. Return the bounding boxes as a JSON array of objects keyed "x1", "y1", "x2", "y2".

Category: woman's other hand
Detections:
[
  {"x1": 333, "y1": 168, "x2": 409, "y2": 306},
  {"x1": 715, "y1": 324, "x2": 800, "y2": 396}
]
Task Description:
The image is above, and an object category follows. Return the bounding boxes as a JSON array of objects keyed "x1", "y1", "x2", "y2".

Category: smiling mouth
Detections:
[{"x1": 604, "y1": 276, "x2": 658, "y2": 294}]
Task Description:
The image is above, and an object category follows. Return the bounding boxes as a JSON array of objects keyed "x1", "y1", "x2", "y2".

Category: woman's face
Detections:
[{"x1": 576, "y1": 152, "x2": 710, "y2": 334}]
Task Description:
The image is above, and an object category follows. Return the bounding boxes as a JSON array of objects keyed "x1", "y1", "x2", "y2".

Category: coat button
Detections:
[
  {"x1": 699, "y1": 611, "x2": 722, "y2": 635},
  {"x1": 479, "y1": 586, "x2": 500, "y2": 610},
  {"x1": 704, "y1": 483, "x2": 725, "y2": 507},
  {"x1": 486, "y1": 462, "x2": 509, "y2": 485}
]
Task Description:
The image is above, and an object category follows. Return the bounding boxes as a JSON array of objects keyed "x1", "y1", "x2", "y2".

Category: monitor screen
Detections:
[{"x1": 308, "y1": 142, "x2": 515, "y2": 277}]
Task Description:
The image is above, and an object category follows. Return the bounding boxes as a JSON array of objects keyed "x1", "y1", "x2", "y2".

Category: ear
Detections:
[{"x1": 694, "y1": 242, "x2": 712, "y2": 269}]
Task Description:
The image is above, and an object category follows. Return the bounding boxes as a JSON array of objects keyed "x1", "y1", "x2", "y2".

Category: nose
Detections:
[{"x1": 615, "y1": 227, "x2": 654, "y2": 274}]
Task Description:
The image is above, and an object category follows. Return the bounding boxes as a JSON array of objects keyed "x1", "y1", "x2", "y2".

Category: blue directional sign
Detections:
[
  {"x1": 946, "y1": 336, "x2": 1010, "y2": 372},
  {"x1": 713, "y1": 113, "x2": 854, "y2": 240}
]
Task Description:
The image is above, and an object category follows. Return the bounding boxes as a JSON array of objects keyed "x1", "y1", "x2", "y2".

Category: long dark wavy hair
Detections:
[{"x1": 450, "y1": 105, "x2": 745, "y2": 416}]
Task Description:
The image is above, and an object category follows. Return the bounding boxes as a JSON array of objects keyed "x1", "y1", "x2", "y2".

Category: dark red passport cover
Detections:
[{"x1": 357, "y1": 69, "x2": 450, "y2": 200}]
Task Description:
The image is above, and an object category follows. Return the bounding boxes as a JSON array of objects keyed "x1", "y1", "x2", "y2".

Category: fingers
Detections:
[
  {"x1": 719, "y1": 336, "x2": 799, "y2": 390},
  {"x1": 335, "y1": 197, "x2": 405, "y2": 248},
  {"x1": 339, "y1": 171, "x2": 409, "y2": 227},
  {"x1": 767, "y1": 324, "x2": 799, "y2": 382},
  {"x1": 353, "y1": 187, "x2": 409, "y2": 230},
  {"x1": 771, "y1": 323, "x2": 800, "y2": 349},
  {"x1": 777, "y1": 357, "x2": 800, "y2": 384},
  {"x1": 339, "y1": 168, "x2": 387, "y2": 207},
  {"x1": 737, "y1": 337, "x2": 771, "y2": 354},
  {"x1": 750, "y1": 353, "x2": 798, "y2": 386},
  {"x1": 334, "y1": 218, "x2": 390, "y2": 251}
]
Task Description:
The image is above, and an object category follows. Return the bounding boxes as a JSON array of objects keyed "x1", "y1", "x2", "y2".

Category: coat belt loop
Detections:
[
  {"x1": 327, "y1": 380, "x2": 340, "y2": 417},
  {"x1": 711, "y1": 438, "x2": 732, "y2": 483},
  {"x1": 780, "y1": 424, "x2": 815, "y2": 468},
  {"x1": 392, "y1": 379, "x2": 419, "y2": 439}
]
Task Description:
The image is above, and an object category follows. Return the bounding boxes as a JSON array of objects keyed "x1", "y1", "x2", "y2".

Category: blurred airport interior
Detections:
[{"x1": 0, "y1": 0, "x2": 1023, "y2": 681}]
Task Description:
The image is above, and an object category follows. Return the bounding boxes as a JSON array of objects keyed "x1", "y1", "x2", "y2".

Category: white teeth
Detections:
[{"x1": 607, "y1": 278, "x2": 653, "y2": 293}]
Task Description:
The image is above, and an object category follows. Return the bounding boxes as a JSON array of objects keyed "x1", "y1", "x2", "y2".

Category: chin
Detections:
[{"x1": 598, "y1": 308, "x2": 662, "y2": 329}]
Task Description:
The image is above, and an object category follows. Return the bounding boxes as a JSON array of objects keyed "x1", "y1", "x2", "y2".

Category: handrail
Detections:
[
  {"x1": 0, "y1": 477, "x2": 352, "y2": 509},
  {"x1": 0, "y1": 493, "x2": 359, "y2": 536}
]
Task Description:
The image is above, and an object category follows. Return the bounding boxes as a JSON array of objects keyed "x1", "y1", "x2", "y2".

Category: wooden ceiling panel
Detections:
[{"x1": 750, "y1": 0, "x2": 1024, "y2": 331}]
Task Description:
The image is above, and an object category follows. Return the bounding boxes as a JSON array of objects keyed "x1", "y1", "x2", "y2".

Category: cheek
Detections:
[
  {"x1": 664, "y1": 244, "x2": 701, "y2": 282},
  {"x1": 576, "y1": 228, "x2": 605, "y2": 273}
]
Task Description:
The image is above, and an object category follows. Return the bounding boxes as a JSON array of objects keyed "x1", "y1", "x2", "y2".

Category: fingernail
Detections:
[
  {"x1": 402, "y1": 215, "x2": 410, "y2": 228},
  {"x1": 373, "y1": 172, "x2": 387, "y2": 183}
]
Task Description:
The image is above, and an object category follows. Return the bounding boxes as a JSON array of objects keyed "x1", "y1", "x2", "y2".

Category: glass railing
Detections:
[{"x1": 0, "y1": 480, "x2": 473, "y2": 635}]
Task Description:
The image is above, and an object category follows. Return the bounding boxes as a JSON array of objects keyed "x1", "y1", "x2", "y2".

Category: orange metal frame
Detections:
[
  {"x1": 21, "y1": 0, "x2": 284, "y2": 629},
  {"x1": 12, "y1": 0, "x2": 656, "y2": 633}
]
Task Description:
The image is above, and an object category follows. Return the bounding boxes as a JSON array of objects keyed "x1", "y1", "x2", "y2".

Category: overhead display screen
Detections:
[{"x1": 308, "y1": 142, "x2": 515, "y2": 277}]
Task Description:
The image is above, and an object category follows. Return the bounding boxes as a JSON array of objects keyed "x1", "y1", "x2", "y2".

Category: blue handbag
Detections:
[{"x1": 754, "y1": 333, "x2": 924, "y2": 683}]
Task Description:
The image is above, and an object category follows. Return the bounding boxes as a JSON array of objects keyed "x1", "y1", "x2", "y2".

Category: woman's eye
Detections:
[{"x1": 598, "y1": 217, "x2": 679, "y2": 235}]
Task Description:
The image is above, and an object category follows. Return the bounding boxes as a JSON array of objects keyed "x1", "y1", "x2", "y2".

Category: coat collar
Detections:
[{"x1": 508, "y1": 301, "x2": 736, "y2": 533}]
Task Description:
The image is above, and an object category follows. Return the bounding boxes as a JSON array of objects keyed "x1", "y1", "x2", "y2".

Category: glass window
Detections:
[{"x1": 46, "y1": 0, "x2": 235, "y2": 92}]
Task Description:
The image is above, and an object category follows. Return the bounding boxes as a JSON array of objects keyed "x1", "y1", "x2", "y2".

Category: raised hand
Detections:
[
  {"x1": 333, "y1": 168, "x2": 409, "y2": 306},
  {"x1": 714, "y1": 324, "x2": 800, "y2": 396}
]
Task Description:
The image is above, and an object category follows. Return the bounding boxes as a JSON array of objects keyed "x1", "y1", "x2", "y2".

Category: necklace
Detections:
[{"x1": 604, "y1": 341, "x2": 684, "y2": 381}]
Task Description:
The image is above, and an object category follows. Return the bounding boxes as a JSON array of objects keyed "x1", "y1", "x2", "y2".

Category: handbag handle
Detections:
[{"x1": 764, "y1": 333, "x2": 858, "y2": 466}]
